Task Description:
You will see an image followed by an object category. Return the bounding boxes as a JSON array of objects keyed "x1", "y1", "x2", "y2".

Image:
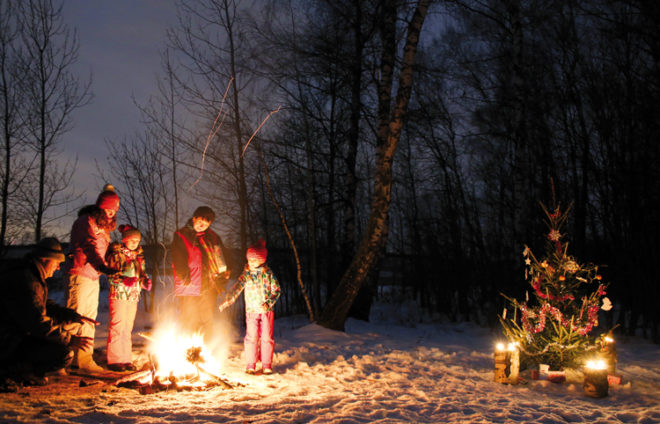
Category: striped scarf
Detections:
[{"x1": 197, "y1": 233, "x2": 226, "y2": 276}]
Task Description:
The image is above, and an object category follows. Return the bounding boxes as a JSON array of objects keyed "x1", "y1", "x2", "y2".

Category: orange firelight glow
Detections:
[{"x1": 147, "y1": 323, "x2": 224, "y2": 387}]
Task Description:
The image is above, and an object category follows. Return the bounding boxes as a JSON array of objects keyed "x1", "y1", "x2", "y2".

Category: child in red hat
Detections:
[
  {"x1": 219, "y1": 239, "x2": 281, "y2": 374},
  {"x1": 105, "y1": 225, "x2": 152, "y2": 372}
]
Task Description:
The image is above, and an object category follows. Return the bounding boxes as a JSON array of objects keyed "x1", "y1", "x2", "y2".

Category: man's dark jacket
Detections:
[{"x1": 0, "y1": 255, "x2": 77, "y2": 359}]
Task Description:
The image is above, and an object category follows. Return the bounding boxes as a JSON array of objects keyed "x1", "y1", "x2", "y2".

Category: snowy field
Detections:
[{"x1": 1, "y1": 293, "x2": 660, "y2": 423}]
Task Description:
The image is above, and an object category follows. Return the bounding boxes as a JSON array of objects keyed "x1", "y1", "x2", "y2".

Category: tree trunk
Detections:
[
  {"x1": 341, "y1": 0, "x2": 363, "y2": 269},
  {"x1": 319, "y1": 0, "x2": 430, "y2": 331},
  {"x1": 223, "y1": 1, "x2": 249, "y2": 252}
]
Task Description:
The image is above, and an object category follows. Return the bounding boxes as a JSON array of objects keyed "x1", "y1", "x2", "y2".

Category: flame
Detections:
[
  {"x1": 147, "y1": 323, "x2": 223, "y2": 386},
  {"x1": 585, "y1": 359, "x2": 607, "y2": 370}
]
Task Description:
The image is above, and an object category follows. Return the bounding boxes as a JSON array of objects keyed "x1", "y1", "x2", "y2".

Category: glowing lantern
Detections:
[
  {"x1": 583, "y1": 359, "x2": 608, "y2": 398},
  {"x1": 494, "y1": 342, "x2": 519, "y2": 384},
  {"x1": 601, "y1": 335, "x2": 617, "y2": 374}
]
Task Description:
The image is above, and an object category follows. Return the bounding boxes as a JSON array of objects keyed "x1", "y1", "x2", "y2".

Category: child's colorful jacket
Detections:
[
  {"x1": 221, "y1": 264, "x2": 280, "y2": 314},
  {"x1": 105, "y1": 242, "x2": 149, "y2": 302}
]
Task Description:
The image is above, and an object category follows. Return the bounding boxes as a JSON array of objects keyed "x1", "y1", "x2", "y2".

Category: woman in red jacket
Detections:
[{"x1": 65, "y1": 185, "x2": 120, "y2": 373}]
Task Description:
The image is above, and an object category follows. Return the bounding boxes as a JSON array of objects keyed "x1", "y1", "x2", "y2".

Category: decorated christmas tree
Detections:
[{"x1": 499, "y1": 203, "x2": 611, "y2": 370}]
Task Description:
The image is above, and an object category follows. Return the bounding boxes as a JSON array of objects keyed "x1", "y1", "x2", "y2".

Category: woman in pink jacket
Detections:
[{"x1": 65, "y1": 185, "x2": 120, "y2": 373}]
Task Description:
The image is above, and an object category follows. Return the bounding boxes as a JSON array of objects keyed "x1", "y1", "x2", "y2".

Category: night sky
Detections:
[{"x1": 58, "y1": 1, "x2": 177, "y2": 230}]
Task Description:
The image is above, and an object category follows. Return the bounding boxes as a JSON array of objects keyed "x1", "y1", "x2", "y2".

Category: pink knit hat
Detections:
[
  {"x1": 246, "y1": 238, "x2": 267, "y2": 263},
  {"x1": 96, "y1": 184, "x2": 120, "y2": 211}
]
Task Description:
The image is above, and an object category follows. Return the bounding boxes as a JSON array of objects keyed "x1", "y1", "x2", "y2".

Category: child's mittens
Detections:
[{"x1": 141, "y1": 278, "x2": 152, "y2": 291}]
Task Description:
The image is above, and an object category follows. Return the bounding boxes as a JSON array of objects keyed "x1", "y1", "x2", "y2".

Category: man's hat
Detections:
[{"x1": 32, "y1": 237, "x2": 66, "y2": 262}]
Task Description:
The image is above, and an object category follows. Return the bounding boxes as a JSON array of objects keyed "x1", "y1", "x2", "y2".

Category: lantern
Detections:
[
  {"x1": 601, "y1": 336, "x2": 617, "y2": 374},
  {"x1": 494, "y1": 342, "x2": 519, "y2": 384},
  {"x1": 583, "y1": 359, "x2": 608, "y2": 398}
]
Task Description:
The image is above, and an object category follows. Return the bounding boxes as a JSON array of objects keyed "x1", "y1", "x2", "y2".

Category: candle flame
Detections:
[{"x1": 585, "y1": 359, "x2": 607, "y2": 370}]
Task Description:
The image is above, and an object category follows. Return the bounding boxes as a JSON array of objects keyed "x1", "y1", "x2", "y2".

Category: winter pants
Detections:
[
  {"x1": 107, "y1": 297, "x2": 138, "y2": 365},
  {"x1": 178, "y1": 286, "x2": 216, "y2": 342},
  {"x1": 65, "y1": 274, "x2": 99, "y2": 367},
  {"x1": 244, "y1": 311, "x2": 275, "y2": 369},
  {"x1": 0, "y1": 335, "x2": 72, "y2": 378}
]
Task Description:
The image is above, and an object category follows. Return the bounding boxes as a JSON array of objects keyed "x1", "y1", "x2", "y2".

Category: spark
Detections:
[
  {"x1": 190, "y1": 77, "x2": 234, "y2": 190},
  {"x1": 240, "y1": 106, "x2": 281, "y2": 158}
]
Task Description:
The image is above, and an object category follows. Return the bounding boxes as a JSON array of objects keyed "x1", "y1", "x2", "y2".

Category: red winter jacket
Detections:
[
  {"x1": 171, "y1": 222, "x2": 227, "y2": 296},
  {"x1": 66, "y1": 205, "x2": 115, "y2": 280}
]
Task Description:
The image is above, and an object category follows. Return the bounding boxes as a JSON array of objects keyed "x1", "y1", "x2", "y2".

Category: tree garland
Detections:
[{"x1": 519, "y1": 301, "x2": 602, "y2": 337}]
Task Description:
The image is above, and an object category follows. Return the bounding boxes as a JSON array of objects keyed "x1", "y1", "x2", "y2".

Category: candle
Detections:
[
  {"x1": 494, "y1": 343, "x2": 510, "y2": 383},
  {"x1": 584, "y1": 359, "x2": 609, "y2": 398},
  {"x1": 602, "y1": 336, "x2": 617, "y2": 374},
  {"x1": 493, "y1": 342, "x2": 519, "y2": 384},
  {"x1": 507, "y1": 343, "x2": 519, "y2": 383}
]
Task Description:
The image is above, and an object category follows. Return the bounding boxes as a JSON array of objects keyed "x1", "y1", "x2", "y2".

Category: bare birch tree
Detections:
[
  {"x1": 319, "y1": 0, "x2": 431, "y2": 331},
  {"x1": 17, "y1": 0, "x2": 90, "y2": 241},
  {"x1": 0, "y1": 0, "x2": 33, "y2": 252},
  {"x1": 166, "y1": 0, "x2": 257, "y2": 251}
]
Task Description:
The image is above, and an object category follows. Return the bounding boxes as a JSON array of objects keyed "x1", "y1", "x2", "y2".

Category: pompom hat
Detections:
[
  {"x1": 246, "y1": 238, "x2": 267, "y2": 264},
  {"x1": 96, "y1": 184, "x2": 120, "y2": 211},
  {"x1": 119, "y1": 224, "x2": 141, "y2": 241}
]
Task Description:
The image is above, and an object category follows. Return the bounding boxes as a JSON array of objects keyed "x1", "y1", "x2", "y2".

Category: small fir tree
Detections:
[{"x1": 500, "y1": 203, "x2": 611, "y2": 370}]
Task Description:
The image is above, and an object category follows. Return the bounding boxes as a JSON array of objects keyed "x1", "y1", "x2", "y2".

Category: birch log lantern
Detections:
[
  {"x1": 494, "y1": 342, "x2": 519, "y2": 384},
  {"x1": 584, "y1": 359, "x2": 609, "y2": 398},
  {"x1": 602, "y1": 336, "x2": 617, "y2": 374}
]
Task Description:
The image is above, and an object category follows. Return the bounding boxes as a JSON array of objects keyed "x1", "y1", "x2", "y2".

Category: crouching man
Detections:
[{"x1": 0, "y1": 238, "x2": 95, "y2": 390}]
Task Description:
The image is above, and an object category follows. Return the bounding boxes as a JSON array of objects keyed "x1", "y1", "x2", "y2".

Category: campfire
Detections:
[{"x1": 115, "y1": 326, "x2": 237, "y2": 394}]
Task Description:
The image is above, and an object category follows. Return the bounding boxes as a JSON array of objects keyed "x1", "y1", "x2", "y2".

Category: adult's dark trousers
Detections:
[{"x1": 1, "y1": 335, "x2": 71, "y2": 377}]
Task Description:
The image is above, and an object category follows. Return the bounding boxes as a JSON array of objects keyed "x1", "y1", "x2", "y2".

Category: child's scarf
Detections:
[{"x1": 196, "y1": 232, "x2": 226, "y2": 276}]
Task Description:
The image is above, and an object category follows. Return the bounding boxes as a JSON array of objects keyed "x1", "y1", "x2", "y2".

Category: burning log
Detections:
[
  {"x1": 186, "y1": 346, "x2": 235, "y2": 389},
  {"x1": 195, "y1": 365, "x2": 234, "y2": 389},
  {"x1": 114, "y1": 370, "x2": 154, "y2": 386},
  {"x1": 114, "y1": 344, "x2": 238, "y2": 394}
]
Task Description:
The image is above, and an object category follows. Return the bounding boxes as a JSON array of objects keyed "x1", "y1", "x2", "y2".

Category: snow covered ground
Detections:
[{"x1": 1, "y1": 293, "x2": 660, "y2": 423}]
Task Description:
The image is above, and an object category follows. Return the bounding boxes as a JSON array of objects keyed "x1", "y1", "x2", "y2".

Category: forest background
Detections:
[{"x1": 1, "y1": 0, "x2": 658, "y2": 339}]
